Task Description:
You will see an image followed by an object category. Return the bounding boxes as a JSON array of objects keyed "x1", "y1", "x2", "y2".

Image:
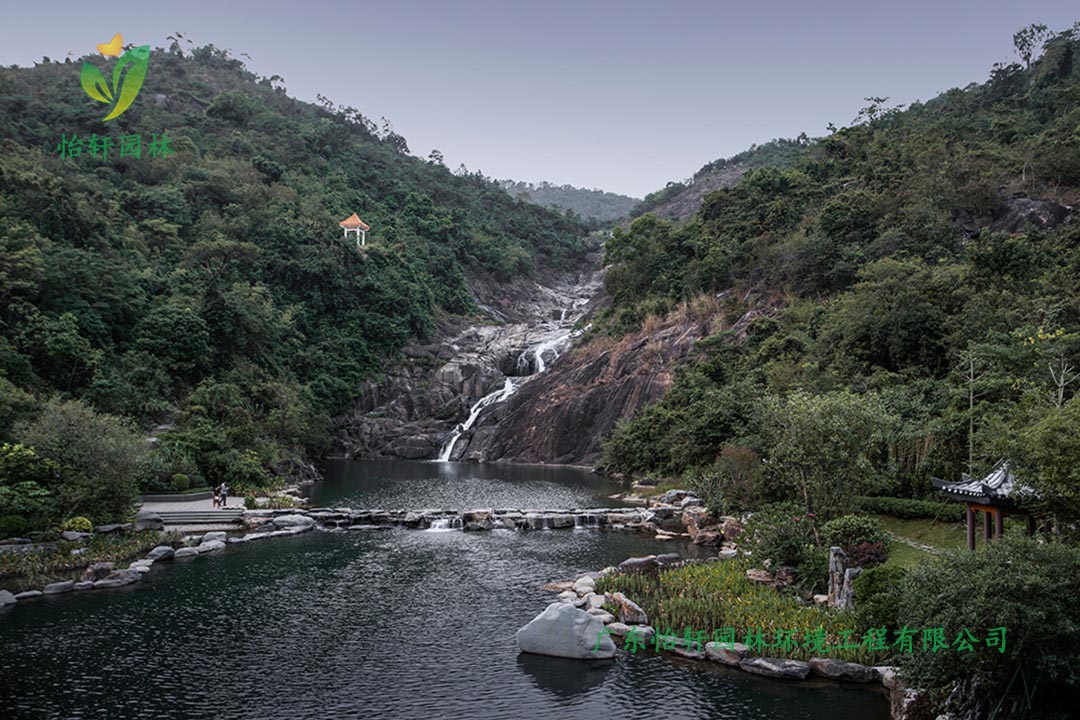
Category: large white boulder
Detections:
[
  {"x1": 272, "y1": 514, "x2": 315, "y2": 528},
  {"x1": 517, "y1": 602, "x2": 616, "y2": 660}
]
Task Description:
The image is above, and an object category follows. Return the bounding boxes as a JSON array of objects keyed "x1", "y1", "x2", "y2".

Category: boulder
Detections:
[
  {"x1": 516, "y1": 602, "x2": 616, "y2": 660},
  {"x1": 73, "y1": 581, "x2": 94, "y2": 591},
  {"x1": 989, "y1": 195, "x2": 1071, "y2": 234},
  {"x1": 272, "y1": 514, "x2": 316, "y2": 528},
  {"x1": 876, "y1": 666, "x2": 900, "y2": 690},
  {"x1": 43, "y1": 580, "x2": 75, "y2": 595},
  {"x1": 201, "y1": 531, "x2": 227, "y2": 544},
  {"x1": 583, "y1": 593, "x2": 606, "y2": 610},
  {"x1": 693, "y1": 529, "x2": 724, "y2": 547},
  {"x1": 556, "y1": 590, "x2": 578, "y2": 603},
  {"x1": 606, "y1": 621, "x2": 632, "y2": 637},
  {"x1": 618, "y1": 555, "x2": 658, "y2": 573},
  {"x1": 586, "y1": 610, "x2": 616, "y2": 624},
  {"x1": 94, "y1": 523, "x2": 130, "y2": 535},
  {"x1": 718, "y1": 549, "x2": 738, "y2": 560},
  {"x1": 739, "y1": 657, "x2": 811, "y2": 680},
  {"x1": 672, "y1": 645, "x2": 706, "y2": 660},
  {"x1": 657, "y1": 489, "x2": 692, "y2": 504},
  {"x1": 146, "y1": 546, "x2": 176, "y2": 562},
  {"x1": 605, "y1": 591, "x2": 648, "y2": 625},
  {"x1": 0, "y1": 589, "x2": 17, "y2": 605},
  {"x1": 174, "y1": 547, "x2": 199, "y2": 558},
  {"x1": 655, "y1": 552, "x2": 681, "y2": 567},
  {"x1": 14, "y1": 590, "x2": 43, "y2": 600},
  {"x1": 719, "y1": 516, "x2": 743, "y2": 540},
  {"x1": 540, "y1": 581, "x2": 575, "y2": 593},
  {"x1": 93, "y1": 569, "x2": 141, "y2": 588},
  {"x1": 812, "y1": 594, "x2": 829, "y2": 606},
  {"x1": 461, "y1": 510, "x2": 493, "y2": 531},
  {"x1": 134, "y1": 510, "x2": 164, "y2": 532},
  {"x1": 573, "y1": 576, "x2": 596, "y2": 594},
  {"x1": 61, "y1": 531, "x2": 92, "y2": 542},
  {"x1": 705, "y1": 641, "x2": 748, "y2": 665},
  {"x1": 196, "y1": 540, "x2": 226, "y2": 553},
  {"x1": 808, "y1": 658, "x2": 878, "y2": 683},
  {"x1": 680, "y1": 496, "x2": 704, "y2": 508},
  {"x1": 80, "y1": 562, "x2": 115, "y2": 582}
]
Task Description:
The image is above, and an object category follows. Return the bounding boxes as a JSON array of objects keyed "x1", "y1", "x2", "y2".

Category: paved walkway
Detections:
[{"x1": 139, "y1": 496, "x2": 242, "y2": 512}]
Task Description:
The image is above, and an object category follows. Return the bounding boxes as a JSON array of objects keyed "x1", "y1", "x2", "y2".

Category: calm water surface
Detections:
[{"x1": 0, "y1": 459, "x2": 889, "y2": 719}]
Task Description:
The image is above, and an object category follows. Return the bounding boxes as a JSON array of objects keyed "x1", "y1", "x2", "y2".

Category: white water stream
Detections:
[{"x1": 437, "y1": 318, "x2": 578, "y2": 461}]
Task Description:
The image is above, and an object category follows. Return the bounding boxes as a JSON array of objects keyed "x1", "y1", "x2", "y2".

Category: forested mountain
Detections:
[
  {"x1": 599, "y1": 24, "x2": 1080, "y2": 524},
  {"x1": 629, "y1": 137, "x2": 809, "y2": 221},
  {"x1": 0, "y1": 41, "x2": 588, "y2": 515},
  {"x1": 497, "y1": 179, "x2": 639, "y2": 224}
]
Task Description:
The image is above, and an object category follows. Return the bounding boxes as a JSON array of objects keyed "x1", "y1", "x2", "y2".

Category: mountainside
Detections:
[
  {"x1": 593, "y1": 26, "x2": 1080, "y2": 495},
  {"x1": 497, "y1": 179, "x2": 639, "y2": 224},
  {"x1": 629, "y1": 137, "x2": 809, "y2": 221},
  {"x1": 0, "y1": 43, "x2": 589, "y2": 499}
]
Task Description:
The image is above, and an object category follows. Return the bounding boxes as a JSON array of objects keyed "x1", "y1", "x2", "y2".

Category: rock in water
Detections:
[
  {"x1": 516, "y1": 602, "x2": 616, "y2": 660},
  {"x1": 146, "y1": 546, "x2": 176, "y2": 561},
  {"x1": 272, "y1": 514, "x2": 315, "y2": 528},
  {"x1": 0, "y1": 590, "x2": 16, "y2": 606}
]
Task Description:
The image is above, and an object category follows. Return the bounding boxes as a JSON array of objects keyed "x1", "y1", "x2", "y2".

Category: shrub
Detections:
[
  {"x1": 822, "y1": 514, "x2": 888, "y2": 549},
  {"x1": 796, "y1": 547, "x2": 830, "y2": 594},
  {"x1": 846, "y1": 540, "x2": 889, "y2": 568},
  {"x1": 171, "y1": 473, "x2": 191, "y2": 492},
  {"x1": 743, "y1": 501, "x2": 817, "y2": 569},
  {"x1": 266, "y1": 495, "x2": 295, "y2": 509},
  {"x1": 898, "y1": 537, "x2": 1080, "y2": 716},
  {"x1": 0, "y1": 514, "x2": 29, "y2": 539},
  {"x1": 854, "y1": 564, "x2": 909, "y2": 634},
  {"x1": 61, "y1": 516, "x2": 93, "y2": 533},
  {"x1": 243, "y1": 493, "x2": 258, "y2": 510}
]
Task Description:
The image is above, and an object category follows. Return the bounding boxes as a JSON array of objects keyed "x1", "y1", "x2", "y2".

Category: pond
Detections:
[{"x1": 0, "y1": 459, "x2": 890, "y2": 719}]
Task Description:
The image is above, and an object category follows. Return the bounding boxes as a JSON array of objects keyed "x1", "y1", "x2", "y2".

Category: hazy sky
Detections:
[{"x1": 3, "y1": 1, "x2": 1078, "y2": 197}]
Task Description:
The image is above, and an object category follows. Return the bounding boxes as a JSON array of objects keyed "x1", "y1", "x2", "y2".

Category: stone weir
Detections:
[{"x1": 269, "y1": 507, "x2": 661, "y2": 533}]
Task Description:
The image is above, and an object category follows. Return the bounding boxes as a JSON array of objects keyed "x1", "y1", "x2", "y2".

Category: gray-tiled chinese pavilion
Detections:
[{"x1": 932, "y1": 460, "x2": 1036, "y2": 551}]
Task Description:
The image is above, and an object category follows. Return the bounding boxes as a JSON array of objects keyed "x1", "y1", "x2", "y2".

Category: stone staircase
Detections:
[{"x1": 153, "y1": 509, "x2": 244, "y2": 526}]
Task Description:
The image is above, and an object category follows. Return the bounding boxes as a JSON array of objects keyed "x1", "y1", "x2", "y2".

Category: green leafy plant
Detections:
[
  {"x1": 170, "y1": 473, "x2": 191, "y2": 492},
  {"x1": 821, "y1": 514, "x2": 888, "y2": 549},
  {"x1": 61, "y1": 516, "x2": 93, "y2": 533}
]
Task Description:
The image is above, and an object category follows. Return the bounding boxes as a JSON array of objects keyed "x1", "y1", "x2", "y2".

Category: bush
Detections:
[
  {"x1": 743, "y1": 501, "x2": 818, "y2": 569},
  {"x1": 796, "y1": 547, "x2": 830, "y2": 594},
  {"x1": 846, "y1": 540, "x2": 889, "y2": 568},
  {"x1": 854, "y1": 564, "x2": 909, "y2": 634},
  {"x1": 822, "y1": 514, "x2": 888, "y2": 549},
  {"x1": 243, "y1": 493, "x2": 257, "y2": 510},
  {"x1": 170, "y1": 473, "x2": 191, "y2": 492},
  {"x1": 898, "y1": 537, "x2": 1080, "y2": 715},
  {"x1": 853, "y1": 496, "x2": 963, "y2": 521},
  {"x1": 0, "y1": 514, "x2": 29, "y2": 539},
  {"x1": 61, "y1": 516, "x2": 93, "y2": 533}
]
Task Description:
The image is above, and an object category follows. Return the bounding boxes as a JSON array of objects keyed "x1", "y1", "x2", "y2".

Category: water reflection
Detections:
[{"x1": 517, "y1": 653, "x2": 615, "y2": 699}]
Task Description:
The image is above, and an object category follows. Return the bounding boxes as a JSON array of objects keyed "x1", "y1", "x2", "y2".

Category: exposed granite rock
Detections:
[
  {"x1": 739, "y1": 657, "x2": 811, "y2": 680},
  {"x1": 516, "y1": 602, "x2": 616, "y2": 660},
  {"x1": 808, "y1": 658, "x2": 878, "y2": 683}
]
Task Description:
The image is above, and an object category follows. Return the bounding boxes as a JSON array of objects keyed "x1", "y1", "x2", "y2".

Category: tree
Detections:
[
  {"x1": 760, "y1": 390, "x2": 897, "y2": 525},
  {"x1": 14, "y1": 398, "x2": 146, "y2": 521},
  {"x1": 1013, "y1": 23, "x2": 1052, "y2": 70},
  {"x1": 1015, "y1": 396, "x2": 1080, "y2": 532}
]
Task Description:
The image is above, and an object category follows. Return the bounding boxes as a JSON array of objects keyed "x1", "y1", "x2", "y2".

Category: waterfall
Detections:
[
  {"x1": 437, "y1": 378, "x2": 517, "y2": 461},
  {"x1": 427, "y1": 516, "x2": 463, "y2": 531}
]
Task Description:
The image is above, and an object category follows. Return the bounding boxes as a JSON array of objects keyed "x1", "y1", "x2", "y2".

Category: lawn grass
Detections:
[{"x1": 872, "y1": 514, "x2": 966, "y2": 551}]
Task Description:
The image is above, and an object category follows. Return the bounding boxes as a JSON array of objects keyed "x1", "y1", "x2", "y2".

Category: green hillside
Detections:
[
  {"x1": 0, "y1": 42, "x2": 588, "y2": 518},
  {"x1": 498, "y1": 179, "x2": 639, "y2": 224},
  {"x1": 600, "y1": 25, "x2": 1080, "y2": 522}
]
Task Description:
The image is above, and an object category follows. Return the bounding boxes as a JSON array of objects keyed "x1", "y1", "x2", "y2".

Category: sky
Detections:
[{"x1": 3, "y1": 1, "x2": 1078, "y2": 198}]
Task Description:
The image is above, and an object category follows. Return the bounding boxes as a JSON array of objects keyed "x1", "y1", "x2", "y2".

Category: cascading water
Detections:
[
  {"x1": 426, "y1": 516, "x2": 463, "y2": 531},
  {"x1": 437, "y1": 308, "x2": 579, "y2": 462},
  {"x1": 437, "y1": 378, "x2": 517, "y2": 461}
]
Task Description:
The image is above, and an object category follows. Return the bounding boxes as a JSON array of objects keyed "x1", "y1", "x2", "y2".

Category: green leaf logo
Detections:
[{"x1": 80, "y1": 44, "x2": 150, "y2": 121}]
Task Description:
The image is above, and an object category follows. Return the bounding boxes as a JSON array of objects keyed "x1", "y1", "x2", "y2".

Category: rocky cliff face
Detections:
[{"x1": 329, "y1": 256, "x2": 604, "y2": 462}]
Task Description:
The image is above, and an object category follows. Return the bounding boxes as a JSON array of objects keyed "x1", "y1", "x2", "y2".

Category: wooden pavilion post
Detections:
[
  {"x1": 983, "y1": 509, "x2": 992, "y2": 543},
  {"x1": 966, "y1": 505, "x2": 975, "y2": 551},
  {"x1": 995, "y1": 509, "x2": 1004, "y2": 539}
]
